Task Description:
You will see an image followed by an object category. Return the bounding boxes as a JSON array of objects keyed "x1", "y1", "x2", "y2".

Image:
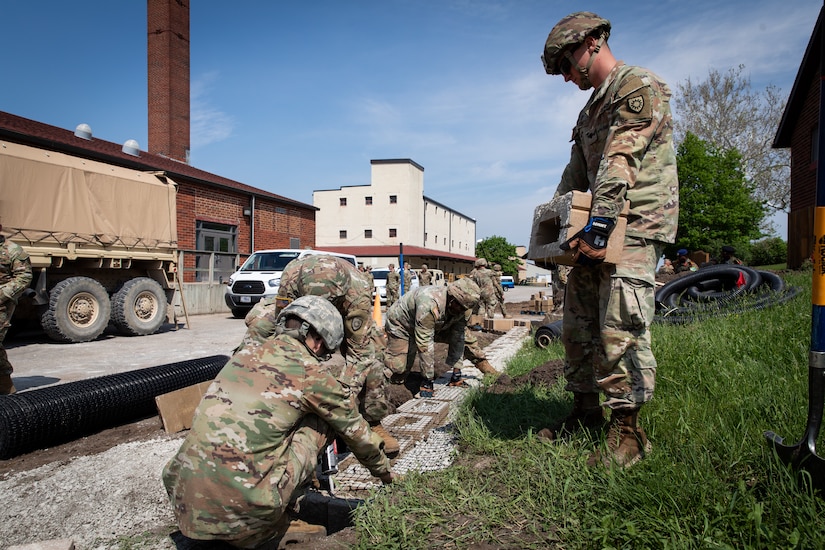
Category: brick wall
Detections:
[{"x1": 175, "y1": 182, "x2": 316, "y2": 280}]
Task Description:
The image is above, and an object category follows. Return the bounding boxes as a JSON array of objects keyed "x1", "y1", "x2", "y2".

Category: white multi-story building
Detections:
[{"x1": 313, "y1": 158, "x2": 478, "y2": 279}]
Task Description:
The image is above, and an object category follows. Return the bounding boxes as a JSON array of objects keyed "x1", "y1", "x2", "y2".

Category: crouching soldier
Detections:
[{"x1": 163, "y1": 296, "x2": 397, "y2": 548}]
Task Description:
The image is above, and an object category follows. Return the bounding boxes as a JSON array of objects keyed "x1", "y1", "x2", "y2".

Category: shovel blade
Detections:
[{"x1": 765, "y1": 430, "x2": 825, "y2": 494}]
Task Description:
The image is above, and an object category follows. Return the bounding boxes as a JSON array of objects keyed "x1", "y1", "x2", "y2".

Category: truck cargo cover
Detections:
[{"x1": 0, "y1": 141, "x2": 177, "y2": 252}]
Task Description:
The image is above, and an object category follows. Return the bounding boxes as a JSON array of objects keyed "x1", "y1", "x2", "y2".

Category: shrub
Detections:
[{"x1": 750, "y1": 237, "x2": 786, "y2": 265}]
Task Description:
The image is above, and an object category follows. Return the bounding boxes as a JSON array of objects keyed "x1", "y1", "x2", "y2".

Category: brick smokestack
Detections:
[{"x1": 147, "y1": 0, "x2": 190, "y2": 164}]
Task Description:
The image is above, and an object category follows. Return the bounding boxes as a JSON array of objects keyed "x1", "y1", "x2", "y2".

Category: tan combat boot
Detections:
[
  {"x1": 537, "y1": 392, "x2": 605, "y2": 442},
  {"x1": 276, "y1": 519, "x2": 327, "y2": 549},
  {"x1": 0, "y1": 373, "x2": 16, "y2": 395},
  {"x1": 475, "y1": 359, "x2": 498, "y2": 375},
  {"x1": 371, "y1": 423, "x2": 400, "y2": 457},
  {"x1": 587, "y1": 408, "x2": 652, "y2": 469}
]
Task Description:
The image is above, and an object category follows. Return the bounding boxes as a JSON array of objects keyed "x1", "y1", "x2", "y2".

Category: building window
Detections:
[
  {"x1": 365, "y1": 229, "x2": 373, "y2": 239},
  {"x1": 290, "y1": 237, "x2": 301, "y2": 248},
  {"x1": 365, "y1": 196, "x2": 373, "y2": 205},
  {"x1": 340, "y1": 197, "x2": 347, "y2": 206},
  {"x1": 339, "y1": 230, "x2": 347, "y2": 239},
  {"x1": 389, "y1": 228, "x2": 397, "y2": 238},
  {"x1": 424, "y1": 232, "x2": 428, "y2": 242},
  {"x1": 195, "y1": 221, "x2": 237, "y2": 283},
  {"x1": 389, "y1": 195, "x2": 397, "y2": 204}
]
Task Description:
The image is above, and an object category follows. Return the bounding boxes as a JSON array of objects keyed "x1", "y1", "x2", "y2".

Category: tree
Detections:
[
  {"x1": 475, "y1": 236, "x2": 518, "y2": 276},
  {"x1": 674, "y1": 133, "x2": 766, "y2": 257},
  {"x1": 674, "y1": 65, "x2": 790, "y2": 215}
]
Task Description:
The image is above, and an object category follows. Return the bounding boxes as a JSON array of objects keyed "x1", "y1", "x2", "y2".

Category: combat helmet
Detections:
[
  {"x1": 276, "y1": 295, "x2": 344, "y2": 351},
  {"x1": 542, "y1": 11, "x2": 610, "y2": 75},
  {"x1": 493, "y1": 264, "x2": 502, "y2": 272},
  {"x1": 474, "y1": 258, "x2": 488, "y2": 268},
  {"x1": 447, "y1": 278, "x2": 481, "y2": 310}
]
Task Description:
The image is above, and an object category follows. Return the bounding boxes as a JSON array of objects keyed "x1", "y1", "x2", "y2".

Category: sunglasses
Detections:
[{"x1": 558, "y1": 54, "x2": 573, "y2": 76}]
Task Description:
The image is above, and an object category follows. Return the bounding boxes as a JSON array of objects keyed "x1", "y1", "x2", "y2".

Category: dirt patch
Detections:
[{"x1": 486, "y1": 359, "x2": 565, "y2": 394}]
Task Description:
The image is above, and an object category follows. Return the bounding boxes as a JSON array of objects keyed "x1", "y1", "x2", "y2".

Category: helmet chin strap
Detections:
[{"x1": 574, "y1": 34, "x2": 606, "y2": 90}]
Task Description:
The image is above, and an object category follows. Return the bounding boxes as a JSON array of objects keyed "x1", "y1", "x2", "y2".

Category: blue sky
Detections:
[{"x1": 3, "y1": 1, "x2": 821, "y2": 247}]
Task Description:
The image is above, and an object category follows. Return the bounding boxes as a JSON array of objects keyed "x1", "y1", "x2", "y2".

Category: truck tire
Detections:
[
  {"x1": 112, "y1": 278, "x2": 168, "y2": 336},
  {"x1": 41, "y1": 277, "x2": 112, "y2": 343},
  {"x1": 231, "y1": 307, "x2": 249, "y2": 319}
]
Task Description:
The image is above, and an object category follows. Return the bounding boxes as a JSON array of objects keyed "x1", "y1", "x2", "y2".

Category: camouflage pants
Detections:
[
  {"x1": 463, "y1": 328, "x2": 486, "y2": 364},
  {"x1": 386, "y1": 287, "x2": 399, "y2": 308},
  {"x1": 384, "y1": 333, "x2": 432, "y2": 380},
  {"x1": 561, "y1": 238, "x2": 663, "y2": 409},
  {"x1": 180, "y1": 414, "x2": 333, "y2": 549},
  {"x1": 0, "y1": 300, "x2": 17, "y2": 375}
]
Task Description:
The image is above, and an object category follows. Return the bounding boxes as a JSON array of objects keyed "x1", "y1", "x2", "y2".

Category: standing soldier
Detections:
[
  {"x1": 242, "y1": 255, "x2": 399, "y2": 455},
  {"x1": 385, "y1": 263, "x2": 400, "y2": 308},
  {"x1": 468, "y1": 258, "x2": 493, "y2": 317},
  {"x1": 0, "y1": 224, "x2": 33, "y2": 395},
  {"x1": 720, "y1": 245, "x2": 743, "y2": 265},
  {"x1": 164, "y1": 296, "x2": 396, "y2": 548},
  {"x1": 537, "y1": 11, "x2": 678, "y2": 468},
  {"x1": 490, "y1": 264, "x2": 509, "y2": 318},
  {"x1": 402, "y1": 262, "x2": 413, "y2": 295},
  {"x1": 418, "y1": 264, "x2": 433, "y2": 286},
  {"x1": 384, "y1": 278, "x2": 481, "y2": 397}
]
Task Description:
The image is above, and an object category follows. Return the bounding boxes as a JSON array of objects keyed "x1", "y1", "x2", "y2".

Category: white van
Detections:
[{"x1": 224, "y1": 249, "x2": 357, "y2": 318}]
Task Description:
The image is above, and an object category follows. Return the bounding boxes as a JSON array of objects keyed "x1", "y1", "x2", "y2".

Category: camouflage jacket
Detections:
[
  {"x1": 418, "y1": 269, "x2": 433, "y2": 285},
  {"x1": 163, "y1": 332, "x2": 390, "y2": 540},
  {"x1": 554, "y1": 62, "x2": 678, "y2": 244},
  {"x1": 467, "y1": 267, "x2": 496, "y2": 309},
  {"x1": 386, "y1": 270, "x2": 400, "y2": 291},
  {"x1": 385, "y1": 286, "x2": 467, "y2": 370},
  {"x1": 402, "y1": 268, "x2": 413, "y2": 292},
  {"x1": 0, "y1": 236, "x2": 32, "y2": 303},
  {"x1": 247, "y1": 255, "x2": 379, "y2": 375}
]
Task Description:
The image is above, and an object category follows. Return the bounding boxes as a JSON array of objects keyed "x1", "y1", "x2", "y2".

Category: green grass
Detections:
[{"x1": 354, "y1": 269, "x2": 825, "y2": 549}]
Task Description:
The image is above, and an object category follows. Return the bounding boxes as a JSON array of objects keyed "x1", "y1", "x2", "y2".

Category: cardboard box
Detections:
[
  {"x1": 528, "y1": 191, "x2": 628, "y2": 266},
  {"x1": 484, "y1": 319, "x2": 515, "y2": 331}
]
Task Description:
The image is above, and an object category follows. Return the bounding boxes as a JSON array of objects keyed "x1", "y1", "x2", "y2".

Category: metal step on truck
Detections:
[{"x1": 0, "y1": 140, "x2": 179, "y2": 343}]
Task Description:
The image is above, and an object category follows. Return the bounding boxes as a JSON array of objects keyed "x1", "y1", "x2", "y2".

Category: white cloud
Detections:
[{"x1": 191, "y1": 71, "x2": 235, "y2": 148}]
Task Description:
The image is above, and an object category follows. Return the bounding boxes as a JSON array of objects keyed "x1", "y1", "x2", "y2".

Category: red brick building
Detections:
[{"x1": 774, "y1": 7, "x2": 823, "y2": 268}]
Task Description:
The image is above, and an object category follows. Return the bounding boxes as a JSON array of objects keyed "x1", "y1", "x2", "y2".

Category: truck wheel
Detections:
[
  {"x1": 112, "y1": 278, "x2": 168, "y2": 336},
  {"x1": 231, "y1": 307, "x2": 248, "y2": 319},
  {"x1": 41, "y1": 277, "x2": 112, "y2": 343}
]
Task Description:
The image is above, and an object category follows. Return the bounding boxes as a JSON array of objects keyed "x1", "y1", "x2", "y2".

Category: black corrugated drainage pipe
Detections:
[{"x1": 0, "y1": 354, "x2": 230, "y2": 459}]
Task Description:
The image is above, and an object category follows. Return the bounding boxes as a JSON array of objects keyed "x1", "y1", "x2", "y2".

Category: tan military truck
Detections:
[{"x1": 0, "y1": 140, "x2": 178, "y2": 343}]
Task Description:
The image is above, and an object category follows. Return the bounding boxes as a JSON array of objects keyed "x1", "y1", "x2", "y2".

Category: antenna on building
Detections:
[
  {"x1": 74, "y1": 123, "x2": 92, "y2": 140},
  {"x1": 122, "y1": 139, "x2": 141, "y2": 157}
]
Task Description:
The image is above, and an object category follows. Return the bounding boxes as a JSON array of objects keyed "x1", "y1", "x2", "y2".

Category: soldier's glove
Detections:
[{"x1": 560, "y1": 217, "x2": 615, "y2": 266}]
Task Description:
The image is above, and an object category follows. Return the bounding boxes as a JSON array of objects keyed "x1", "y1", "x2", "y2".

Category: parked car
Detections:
[
  {"x1": 370, "y1": 267, "x2": 418, "y2": 304},
  {"x1": 500, "y1": 275, "x2": 515, "y2": 291},
  {"x1": 224, "y1": 249, "x2": 357, "y2": 318}
]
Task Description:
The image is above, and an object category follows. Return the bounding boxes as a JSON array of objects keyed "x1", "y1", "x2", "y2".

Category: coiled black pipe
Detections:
[
  {"x1": 0, "y1": 354, "x2": 230, "y2": 459},
  {"x1": 655, "y1": 266, "x2": 800, "y2": 325}
]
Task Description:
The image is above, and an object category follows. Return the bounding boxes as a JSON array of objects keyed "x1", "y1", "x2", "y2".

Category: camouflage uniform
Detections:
[
  {"x1": 402, "y1": 263, "x2": 413, "y2": 295},
  {"x1": 552, "y1": 59, "x2": 678, "y2": 410},
  {"x1": 552, "y1": 265, "x2": 572, "y2": 311},
  {"x1": 384, "y1": 285, "x2": 471, "y2": 381},
  {"x1": 163, "y1": 331, "x2": 390, "y2": 548},
  {"x1": 490, "y1": 265, "x2": 507, "y2": 317},
  {"x1": 418, "y1": 265, "x2": 433, "y2": 286},
  {"x1": 467, "y1": 265, "x2": 494, "y2": 316},
  {"x1": 242, "y1": 255, "x2": 390, "y2": 424},
  {"x1": 674, "y1": 255, "x2": 698, "y2": 273},
  {"x1": 385, "y1": 265, "x2": 400, "y2": 307},
  {"x1": 0, "y1": 236, "x2": 32, "y2": 380}
]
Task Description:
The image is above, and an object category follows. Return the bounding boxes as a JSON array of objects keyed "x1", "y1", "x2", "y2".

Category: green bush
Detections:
[{"x1": 751, "y1": 237, "x2": 787, "y2": 266}]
